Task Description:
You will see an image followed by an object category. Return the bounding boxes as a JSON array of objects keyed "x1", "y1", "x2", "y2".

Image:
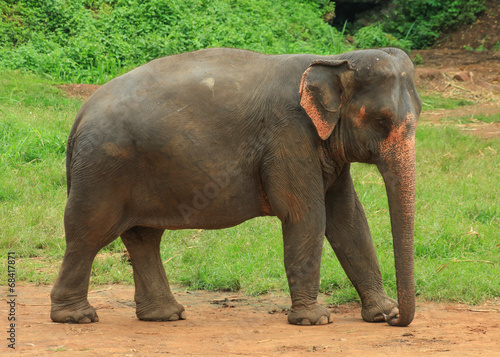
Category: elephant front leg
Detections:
[
  {"x1": 283, "y1": 216, "x2": 332, "y2": 326},
  {"x1": 325, "y1": 166, "x2": 398, "y2": 322}
]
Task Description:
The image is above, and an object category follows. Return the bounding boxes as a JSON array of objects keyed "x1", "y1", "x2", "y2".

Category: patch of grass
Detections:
[
  {"x1": 161, "y1": 221, "x2": 287, "y2": 295},
  {"x1": 411, "y1": 125, "x2": 498, "y2": 302},
  {"x1": 445, "y1": 112, "x2": 500, "y2": 124},
  {"x1": 0, "y1": 71, "x2": 79, "y2": 282},
  {"x1": 0, "y1": 71, "x2": 498, "y2": 306},
  {"x1": 420, "y1": 94, "x2": 473, "y2": 110},
  {"x1": 90, "y1": 253, "x2": 134, "y2": 286},
  {"x1": 15, "y1": 257, "x2": 59, "y2": 284}
]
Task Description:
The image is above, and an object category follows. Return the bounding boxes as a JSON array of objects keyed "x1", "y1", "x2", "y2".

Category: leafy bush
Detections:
[
  {"x1": 0, "y1": 0, "x2": 488, "y2": 81},
  {"x1": 354, "y1": 23, "x2": 412, "y2": 51},
  {"x1": 0, "y1": 0, "x2": 352, "y2": 83},
  {"x1": 382, "y1": 0, "x2": 486, "y2": 49}
]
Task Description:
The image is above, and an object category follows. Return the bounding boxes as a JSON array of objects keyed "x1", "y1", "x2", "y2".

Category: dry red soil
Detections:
[
  {"x1": 413, "y1": 49, "x2": 500, "y2": 139},
  {"x1": 2, "y1": 284, "x2": 499, "y2": 356}
]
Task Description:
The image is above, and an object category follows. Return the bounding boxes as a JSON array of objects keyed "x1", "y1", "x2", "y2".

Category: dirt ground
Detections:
[
  {"x1": 412, "y1": 48, "x2": 500, "y2": 139},
  {"x1": 435, "y1": 0, "x2": 500, "y2": 51},
  {"x1": 411, "y1": 1, "x2": 500, "y2": 140},
  {"x1": 2, "y1": 284, "x2": 499, "y2": 356}
]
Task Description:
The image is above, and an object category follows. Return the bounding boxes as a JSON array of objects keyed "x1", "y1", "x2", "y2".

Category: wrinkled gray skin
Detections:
[{"x1": 51, "y1": 47, "x2": 421, "y2": 327}]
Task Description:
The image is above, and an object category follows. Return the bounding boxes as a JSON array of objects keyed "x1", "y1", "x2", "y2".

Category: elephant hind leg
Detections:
[
  {"x1": 121, "y1": 227, "x2": 185, "y2": 321},
  {"x1": 51, "y1": 198, "x2": 126, "y2": 323}
]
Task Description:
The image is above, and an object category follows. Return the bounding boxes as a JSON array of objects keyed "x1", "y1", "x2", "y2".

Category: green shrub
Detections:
[
  {"x1": 0, "y1": 0, "x2": 352, "y2": 84},
  {"x1": 354, "y1": 23, "x2": 412, "y2": 51},
  {"x1": 382, "y1": 0, "x2": 486, "y2": 49},
  {"x1": 0, "y1": 0, "x2": 488, "y2": 80}
]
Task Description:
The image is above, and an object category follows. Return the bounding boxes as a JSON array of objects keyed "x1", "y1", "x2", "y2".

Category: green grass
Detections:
[
  {"x1": 445, "y1": 112, "x2": 500, "y2": 124},
  {"x1": 420, "y1": 94, "x2": 473, "y2": 110},
  {"x1": 0, "y1": 71, "x2": 498, "y2": 306}
]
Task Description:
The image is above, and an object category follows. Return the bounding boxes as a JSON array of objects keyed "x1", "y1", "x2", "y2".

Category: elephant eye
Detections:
[{"x1": 375, "y1": 118, "x2": 387, "y2": 128}]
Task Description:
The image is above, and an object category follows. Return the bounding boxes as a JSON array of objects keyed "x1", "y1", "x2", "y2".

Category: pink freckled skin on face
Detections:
[
  {"x1": 379, "y1": 113, "x2": 417, "y2": 219},
  {"x1": 379, "y1": 114, "x2": 416, "y2": 170},
  {"x1": 405, "y1": 113, "x2": 416, "y2": 125},
  {"x1": 354, "y1": 106, "x2": 366, "y2": 128}
]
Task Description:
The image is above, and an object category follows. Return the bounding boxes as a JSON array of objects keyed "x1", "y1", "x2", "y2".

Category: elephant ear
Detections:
[{"x1": 299, "y1": 59, "x2": 353, "y2": 140}]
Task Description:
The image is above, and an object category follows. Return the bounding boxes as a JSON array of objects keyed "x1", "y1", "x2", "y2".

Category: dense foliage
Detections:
[
  {"x1": 380, "y1": 0, "x2": 486, "y2": 49},
  {"x1": 0, "y1": 0, "x2": 488, "y2": 83},
  {"x1": 0, "y1": 0, "x2": 352, "y2": 83}
]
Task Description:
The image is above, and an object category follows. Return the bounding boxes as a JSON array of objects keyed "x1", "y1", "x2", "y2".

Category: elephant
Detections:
[{"x1": 51, "y1": 47, "x2": 421, "y2": 327}]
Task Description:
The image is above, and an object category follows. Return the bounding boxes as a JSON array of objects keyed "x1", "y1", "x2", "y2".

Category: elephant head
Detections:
[{"x1": 299, "y1": 48, "x2": 422, "y2": 326}]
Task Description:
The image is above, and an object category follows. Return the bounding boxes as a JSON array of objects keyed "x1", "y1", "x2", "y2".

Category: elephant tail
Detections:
[
  {"x1": 66, "y1": 127, "x2": 75, "y2": 196},
  {"x1": 66, "y1": 110, "x2": 85, "y2": 196}
]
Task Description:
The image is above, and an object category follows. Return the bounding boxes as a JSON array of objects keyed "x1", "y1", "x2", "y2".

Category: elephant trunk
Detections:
[{"x1": 377, "y1": 133, "x2": 416, "y2": 327}]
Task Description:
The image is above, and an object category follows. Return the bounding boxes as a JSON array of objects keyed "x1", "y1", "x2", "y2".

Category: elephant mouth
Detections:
[{"x1": 327, "y1": 127, "x2": 375, "y2": 165}]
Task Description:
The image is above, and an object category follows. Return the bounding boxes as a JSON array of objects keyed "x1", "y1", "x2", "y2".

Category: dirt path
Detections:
[{"x1": 2, "y1": 284, "x2": 499, "y2": 356}]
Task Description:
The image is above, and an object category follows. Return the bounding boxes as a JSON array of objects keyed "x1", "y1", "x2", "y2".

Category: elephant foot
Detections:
[
  {"x1": 51, "y1": 302, "x2": 99, "y2": 324},
  {"x1": 136, "y1": 299, "x2": 186, "y2": 322},
  {"x1": 288, "y1": 304, "x2": 332, "y2": 326},
  {"x1": 361, "y1": 294, "x2": 399, "y2": 322}
]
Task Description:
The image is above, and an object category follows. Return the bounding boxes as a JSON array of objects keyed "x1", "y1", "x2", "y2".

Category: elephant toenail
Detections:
[
  {"x1": 300, "y1": 319, "x2": 311, "y2": 325},
  {"x1": 78, "y1": 316, "x2": 91, "y2": 324},
  {"x1": 168, "y1": 314, "x2": 179, "y2": 321},
  {"x1": 317, "y1": 316, "x2": 328, "y2": 325},
  {"x1": 180, "y1": 311, "x2": 187, "y2": 320}
]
